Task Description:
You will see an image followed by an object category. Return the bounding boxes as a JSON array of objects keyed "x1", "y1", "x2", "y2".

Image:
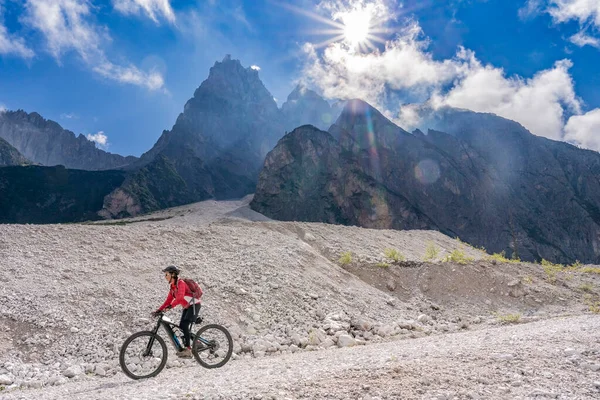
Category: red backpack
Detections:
[{"x1": 172, "y1": 278, "x2": 203, "y2": 300}]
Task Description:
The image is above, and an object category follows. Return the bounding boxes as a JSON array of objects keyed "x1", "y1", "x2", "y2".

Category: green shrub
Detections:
[
  {"x1": 496, "y1": 313, "x2": 521, "y2": 324},
  {"x1": 338, "y1": 252, "x2": 352, "y2": 265},
  {"x1": 484, "y1": 251, "x2": 520, "y2": 264},
  {"x1": 384, "y1": 248, "x2": 405, "y2": 263},
  {"x1": 579, "y1": 283, "x2": 594, "y2": 293},
  {"x1": 423, "y1": 242, "x2": 439, "y2": 262},
  {"x1": 377, "y1": 262, "x2": 390, "y2": 268},
  {"x1": 443, "y1": 249, "x2": 474, "y2": 264}
]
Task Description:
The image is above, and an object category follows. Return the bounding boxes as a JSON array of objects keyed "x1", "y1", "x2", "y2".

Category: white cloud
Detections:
[
  {"x1": 519, "y1": 0, "x2": 544, "y2": 20},
  {"x1": 564, "y1": 108, "x2": 600, "y2": 151},
  {"x1": 523, "y1": 0, "x2": 600, "y2": 48},
  {"x1": 0, "y1": 9, "x2": 34, "y2": 58},
  {"x1": 113, "y1": 0, "x2": 175, "y2": 24},
  {"x1": 86, "y1": 131, "x2": 108, "y2": 149},
  {"x1": 23, "y1": 0, "x2": 165, "y2": 90},
  {"x1": 250, "y1": 65, "x2": 260, "y2": 71},
  {"x1": 60, "y1": 112, "x2": 78, "y2": 119},
  {"x1": 432, "y1": 57, "x2": 581, "y2": 141},
  {"x1": 93, "y1": 61, "x2": 165, "y2": 91},
  {"x1": 0, "y1": 103, "x2": 6, "y2": 112},
  {"x1": 569, "y1": 30, "x2": 600, "y2": 47},
  {"x1": 302, "y1": 5, "x2": 587, "y2": 145},
  {"x1": 547, "y1": 0, "x2": 600, "y2": 26},
  {"x1": 302, "y1": 21, "x2": 463, "y2": 111}
]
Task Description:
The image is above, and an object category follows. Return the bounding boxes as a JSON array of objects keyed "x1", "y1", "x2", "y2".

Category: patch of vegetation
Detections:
[
  {"x1": 522, "y1": 275, "x2": 533, "y2": 284},
  {"x1": 579, "y1": 283, "x2": 594, "y2": 293},
  {"x1": 376, "y1": 262, "x2": 390, "y2": 268},
  {"x1": 495, "y1": 313, "x2": 522, "y2": 324},
  {"x1": 580, "y1": 266, "x2": 600, "y2": 274},
  {"x1": 423, "y1": 242, "x2": 439, "y2": 262},
  {"x1": 338, "y1": 252, "x2": 352, "y2": 266},
  {"x1": 569, "y1": 260, "x2": 582, "y2": 269},
  {"x1": 541, "y1": 259, "x2": 564, "y2": 283},
  {"x1": 443, "y1": 249, "x2": 474, "y2": 264},
  {"x1": 384, "y1": 248, "x2": 405, "y2": 263},
  {"x1": 485, "y1": 251, "x2": 520, "y2": 264}
]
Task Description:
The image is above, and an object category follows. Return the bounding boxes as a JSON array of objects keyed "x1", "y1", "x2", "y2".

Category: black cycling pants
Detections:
[{"x1": 179, "y1": 304, "x2": 200, "y2": 348}]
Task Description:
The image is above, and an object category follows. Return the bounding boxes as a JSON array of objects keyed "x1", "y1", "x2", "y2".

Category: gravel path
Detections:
[
  {"x1": 1, "y1": 197, "x2": 599, "y2": 399},
  {"x1": 2, "y1": 314, "x2": 599, "y2": 399}
]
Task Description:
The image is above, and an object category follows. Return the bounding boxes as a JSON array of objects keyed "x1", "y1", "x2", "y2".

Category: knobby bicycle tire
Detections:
[
  {"x1": 119, "y1": 331, "x2": 168, "y2": 379},
  {"x1": 192, "y1": 324, "x2": 233, "y2": 369}
]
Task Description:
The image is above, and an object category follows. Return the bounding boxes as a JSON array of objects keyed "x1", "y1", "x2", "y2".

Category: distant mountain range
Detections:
[
  {"x1": 250, "y1": 99, "x2": 600, "y2": 264},
  {"x1": 0, "y1": 110, "x2": 137, "y2": 170},
  {"x1": 2, "y1": 56, "x2": 600, "y2": 264}
]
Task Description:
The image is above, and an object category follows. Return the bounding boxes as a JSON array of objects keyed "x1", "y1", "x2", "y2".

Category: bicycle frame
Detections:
[{"x1": 144, "y1": 314, "x2": 212, "y2": 356}]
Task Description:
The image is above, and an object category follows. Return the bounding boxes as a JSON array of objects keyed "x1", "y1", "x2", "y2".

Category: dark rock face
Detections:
[
  {"x1": 0, "y1": 110, "x2": 137, "y2": 170},
  {"x1": 281, "y1": 85, "x2": 338, "y2": 131},
  {"x1": 0, "y1": 137, "x2": 30, "y2": 166},
  {"x1": 138, "y1": 55, "x2": 285, "y2": 193},
  {"x1": 0, "y1": 165, "x2": 126, "y2": 223},
  {"x1": 106, "y1": 55, "x2": 288, "y2": 216},
  {"x1": 251, "y1": 100, "x2": 600, "y2": 264}
]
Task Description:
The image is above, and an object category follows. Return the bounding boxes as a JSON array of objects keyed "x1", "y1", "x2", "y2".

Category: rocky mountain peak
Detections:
[
  {"x1": 329, "y1": 99, "x2": 411, "y2": 151},
  {"x1": 281, "y1": 84, "x2": 337, "y2": 131}
]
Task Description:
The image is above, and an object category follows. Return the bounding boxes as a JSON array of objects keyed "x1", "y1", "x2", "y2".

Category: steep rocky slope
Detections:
[
  {"x1": 251, "y1": 100, "x2": 600, "y2": 264},
  {"x1": 0, "y1": 110, "x2": 137, "y2": 170}
]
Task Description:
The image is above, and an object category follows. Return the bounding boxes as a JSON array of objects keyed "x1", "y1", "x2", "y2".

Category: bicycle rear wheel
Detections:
[
  {"x1": 119, "y1": 331, "x2": 168, "y2": 379},
  {"x1": 192, "y1": 324, "x2": 233, "y2": 369}
]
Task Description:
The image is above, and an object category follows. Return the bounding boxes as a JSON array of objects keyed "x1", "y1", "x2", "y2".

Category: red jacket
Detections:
[{"x1": 158, "y1": 279, "x2": 200, "y2": 311}]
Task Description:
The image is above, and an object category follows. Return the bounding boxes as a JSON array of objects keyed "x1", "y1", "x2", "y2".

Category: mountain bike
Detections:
[{"x1": 119, "y1": 310, "x2": 233, "y2": 379}]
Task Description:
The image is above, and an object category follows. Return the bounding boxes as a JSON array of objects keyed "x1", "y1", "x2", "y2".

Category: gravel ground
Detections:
[
  {"x1": 2, "y1": 314, "x2": 599, "y2": 399},
  {"x1": 1, "y1": 196, "x2": 599, "y2": 398}
]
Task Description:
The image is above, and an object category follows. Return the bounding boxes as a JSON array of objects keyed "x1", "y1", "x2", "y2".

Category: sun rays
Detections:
[{"x1": 281, "y1": 2, "x2": 390, "y2": 52}]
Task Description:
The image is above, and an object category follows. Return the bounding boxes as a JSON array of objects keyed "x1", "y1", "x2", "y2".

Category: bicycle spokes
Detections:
[
  {"x1": 192, "y1": 324, "x2": 233, "y2": 368},
  {"x1": 121, "y1": 332, "x2": 166, "y2": 379}
]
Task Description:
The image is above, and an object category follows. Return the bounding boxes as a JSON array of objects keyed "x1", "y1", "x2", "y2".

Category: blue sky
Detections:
[{"x1": 1, "y1": 0, "x2": 599, "y2": 156}]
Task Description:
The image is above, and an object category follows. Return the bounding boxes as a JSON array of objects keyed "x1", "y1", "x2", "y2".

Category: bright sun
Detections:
[
  {"x1": 286, "y1": 3, "x2": 388, "y2": 52},
  {"x1": 343, "y1": 10, "x2": 371, "y2": 46}
]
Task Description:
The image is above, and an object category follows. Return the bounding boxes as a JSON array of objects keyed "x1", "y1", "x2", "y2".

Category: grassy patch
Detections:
[
  {"x1": 338, "y1": 252, "x2": 352, "y2": 266},
  {"x1": 541, "y1": 259, "x2": 564, "y2": 283},
  {"x1": 579, "y1": 283, "x2": 594, "y2": 293},
  {"x1": 443, "y1": 249, "x2": 474, "y2": 264},
  {"x1": 384, "y1": 248, "x2": 405, "y2": 263},
  {"x1": 485, "y1": 251, "x2": 520, "y2": 264},
  {"x1": 580, "y1": 266, "x2": 600, "y2": 274},
  {"x1": 522, "y1": 275, "x2": 533, "y2": 284},
  {"x1": 376, "y1": 262, "x2": 391, "y2": 268},
  {"x1": 495, "y1": 313, "x2": 522, "y2": 324},
  {"x1": 423, "y1": 242, "x2": 439, "y2": 262}
]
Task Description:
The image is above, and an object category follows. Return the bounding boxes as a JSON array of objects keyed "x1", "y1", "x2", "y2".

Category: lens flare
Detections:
[{"x1": 415, "y1": 159, "x2": 440, "y2": 184}]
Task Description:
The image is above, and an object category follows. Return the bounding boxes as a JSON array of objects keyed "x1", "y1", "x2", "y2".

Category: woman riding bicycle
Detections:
[{"x1": 152, "y1": 266, "x2": 201, "y2": 358}]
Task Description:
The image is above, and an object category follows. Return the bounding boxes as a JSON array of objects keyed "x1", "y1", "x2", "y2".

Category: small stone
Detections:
[
  {"x1": 62, "y1": 365, "x2": 81, "y2": 378},
  {"x1": 337, "y1": 334, "x2": 356, "y2": 347},
  {"x1": 70, "y1": 327, "x2": 79, "y2": 333},
  {"x1": 564, "y1": 348, "x2": 578, "y2": 357},
  {"x1": 417, "y1": 314, "x2": 430, "y2": 324},
  {"x1": 0, "y1": 374, "x2": 13, "y2": 385}
]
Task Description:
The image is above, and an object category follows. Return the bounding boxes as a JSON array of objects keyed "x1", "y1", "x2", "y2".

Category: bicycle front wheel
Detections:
[
  {"x1": 192, "y1": 324, "x2": 233, "y2": 369},
  {"x1": 119, "y1": 331, "x2": 168, "y2": 379}
]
